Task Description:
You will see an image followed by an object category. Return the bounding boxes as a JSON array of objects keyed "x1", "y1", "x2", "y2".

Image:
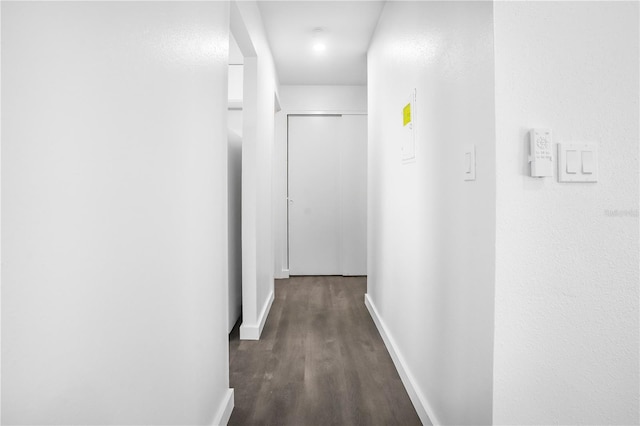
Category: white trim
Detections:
[
  {"x1": 228, "y1": 100, "x2": 243, "y2": 110},
  {"x1": 364, "y1": 294, "x2": 440, "y2": 426},
  {"x1": 275, "y1": 268, "x2": 290, "y2": 279},
  {"x1": 210, "y1": 388, "x2": 234, "y2": 426},
  {"x1": 240, "y1": 289, "x2": 274, "y2": 340},
  {"x1": 0, "y1": 2, "x2": 3, "y2": 420},
  {"x1": 286, "y1": 110, "x2": 367, "y2": 116}
]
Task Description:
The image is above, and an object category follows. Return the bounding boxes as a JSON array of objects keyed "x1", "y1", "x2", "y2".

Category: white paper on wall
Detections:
[{"x1": 401, "y1": 89, "x2": 416, "y2": 163}]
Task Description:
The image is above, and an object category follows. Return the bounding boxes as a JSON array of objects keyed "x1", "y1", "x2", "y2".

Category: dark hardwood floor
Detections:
[{"x1": 229, "y1": 276, "x2": 423, "y2": 426}]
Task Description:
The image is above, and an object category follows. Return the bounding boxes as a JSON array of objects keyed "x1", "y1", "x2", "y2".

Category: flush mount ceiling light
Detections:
[{"x1": 312, "y1": 28, "x2": 326, "y2": 53}]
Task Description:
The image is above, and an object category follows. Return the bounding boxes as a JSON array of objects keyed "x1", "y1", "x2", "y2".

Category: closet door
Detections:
[
  {"x1": 288, "y1": 114, "x2": 367, "y2": 276},
  {"x1": 288, "y1": 115, "x2": 341, "y2": 275},
  {"x1": 339, "y1": 114, "x2": 367, "y2": 276}
]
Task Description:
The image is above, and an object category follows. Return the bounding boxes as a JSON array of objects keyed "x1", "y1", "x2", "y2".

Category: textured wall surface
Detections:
[
  {"x1": 2, "y1": 2, "x2": 231, "y2": 424},
  {"x1": 367, "y1": 2, "x2": 496, "y2": 424},
  {"x1": 493, "y1": 2, "x2": 639, "y2": 424},
  {"x1": 277, "y1": 85, "x2": 367, "y2": 112}
]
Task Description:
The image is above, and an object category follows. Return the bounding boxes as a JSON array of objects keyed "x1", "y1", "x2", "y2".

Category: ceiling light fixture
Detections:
[
  {"x1": 313, "y1": 42, "x2": 326, "y2": 52},
  {"x1": 312, "y1": 27, "x2": 326, "y2": 53}
]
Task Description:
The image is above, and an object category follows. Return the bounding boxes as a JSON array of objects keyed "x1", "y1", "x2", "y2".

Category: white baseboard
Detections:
[
  {"x1": 240, "y1": 290, "x2": 274, "y2": 340},
  {"x1": 211, "y1": 388, "x2": 234, "y2": 426},
  {"x1": 364, "y1": 294, "x2": 440, "y2": 426}
]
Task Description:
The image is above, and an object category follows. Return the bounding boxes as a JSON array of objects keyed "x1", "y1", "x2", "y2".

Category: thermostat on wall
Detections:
[{"x1": 529, "y1": 128, "x2": 553, "y2": 177}]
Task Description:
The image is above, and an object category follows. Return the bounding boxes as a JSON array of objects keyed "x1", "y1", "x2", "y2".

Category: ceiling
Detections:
[{"x1": 257, "y1": 1, "x2": 385, "y2": 86}]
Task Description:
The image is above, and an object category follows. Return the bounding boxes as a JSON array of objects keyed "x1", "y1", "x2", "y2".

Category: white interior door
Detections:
[
  {"x1": 340, "y1": 115, "x2": 367, "y2": 276},
  {"x1": 288, "y1": 115, "x2": 367, "y2": 276},
  {"x1": 289, "y1": 115, "x2": 341, "y2": 275}
]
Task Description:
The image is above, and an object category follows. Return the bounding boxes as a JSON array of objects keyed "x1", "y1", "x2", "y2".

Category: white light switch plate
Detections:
[
  {"x1": 558, "y1": 142, "x2": 598, "y2": 183},
  {"x1": 464, "y1": 145, "x2": 476, "y2": 181}
]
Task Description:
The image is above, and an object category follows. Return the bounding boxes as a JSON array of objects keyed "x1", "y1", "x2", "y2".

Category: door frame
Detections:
[{"x1": 285, "y1": 111, "x2": 367, "y2": 276}]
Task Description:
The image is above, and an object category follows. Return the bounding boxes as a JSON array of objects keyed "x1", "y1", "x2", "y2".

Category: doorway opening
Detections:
[{"x1": 227, "y1": 31, "x2": 244, "y2": 335}]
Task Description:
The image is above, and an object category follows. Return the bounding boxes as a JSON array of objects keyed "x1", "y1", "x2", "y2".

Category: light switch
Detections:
[
  {"x1": 582, "y1": 151, "x2": 594, "y2": 174},
  {"x1": 464, "y1": 145, "x2": 476, "y2": 181},
  {"x1": 566, "y1": 150, "x2": 579, "y2": 174},
  {"x1": 558, "y1": 142, "x2": 598, "y2": 183}
]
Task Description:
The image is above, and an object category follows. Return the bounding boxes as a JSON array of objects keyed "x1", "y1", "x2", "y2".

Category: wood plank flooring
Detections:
[{"x1": 228, "y1": 276, "x2": 423, "y2": 426}]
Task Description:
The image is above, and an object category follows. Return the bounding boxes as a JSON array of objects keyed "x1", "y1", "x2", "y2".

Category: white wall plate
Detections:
[
  {"x1": 558, "y1": 142, "x2": 598, "y2": 183},
  {"x1": 464, "y1": 144, "x2": 476, "y2": 181}
]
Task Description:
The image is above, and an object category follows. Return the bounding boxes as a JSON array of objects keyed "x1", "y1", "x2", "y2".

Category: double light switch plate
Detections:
[{"x1": 557, "y1": 142, "x2": 598, "y2": 183}]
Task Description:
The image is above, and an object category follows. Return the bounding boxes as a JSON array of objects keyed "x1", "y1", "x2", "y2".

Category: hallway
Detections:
[
  {"x1": 229, "y1": 277, "x2": 422, "y2": 426},
  {"x1": 2, "y1": 1, "x2": 638, "y2": 425}
]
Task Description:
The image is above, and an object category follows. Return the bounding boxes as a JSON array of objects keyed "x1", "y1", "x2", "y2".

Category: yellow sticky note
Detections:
[{"x1": 403, "y1": 103, "x2": 411, "y2": 126}]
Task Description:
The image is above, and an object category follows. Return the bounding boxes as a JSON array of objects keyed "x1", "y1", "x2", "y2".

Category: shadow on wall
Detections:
[{"x1": 228, "y1": 129, "x2": 243, "y2": 333}]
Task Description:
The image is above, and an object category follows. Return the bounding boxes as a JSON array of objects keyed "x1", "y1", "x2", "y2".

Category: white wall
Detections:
[
  {"x1": 1, "y1": 2, "x2": 233, "y2": 424},
  {"x1": 234, "y1": 1, "x2": 279, "y2": 340},
  {"x1": 493, "y1": 2, "x2": 639, "y2": 424},
  {"x1": 227, "y1": 33, "x2": 244, "y2": 139},
  {"x1": 228, "y1": 65, "x2": 244, "y2": 105},
  {"x1": 278, "y1": 85, "x2": 367, "y2": 112},
  {"x1": 367, "y1": 2, "x2": 495, "y2": 425},
  {"x1": 228, "y1": 110, "x2": 243, "y2": 139},
  {"x1": 273, "y1": 85, "x2": 367, "y2": 278}
]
